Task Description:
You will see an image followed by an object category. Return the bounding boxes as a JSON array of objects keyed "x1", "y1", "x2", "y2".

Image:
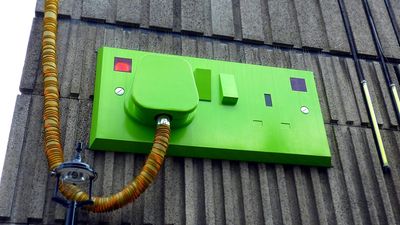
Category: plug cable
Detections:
[{"x1": 42, "y1": 0, "x2": 171, "y2": 212}]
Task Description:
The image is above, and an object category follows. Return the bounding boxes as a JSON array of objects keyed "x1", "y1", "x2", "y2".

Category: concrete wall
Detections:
[{"x1": 1, "y1": 0, "x2": 400, "y2": 224}]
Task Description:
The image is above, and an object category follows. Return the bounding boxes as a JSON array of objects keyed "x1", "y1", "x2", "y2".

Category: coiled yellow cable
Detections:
[{"x1": 42, "y1": 0, "x2": 171, "y2": 212}]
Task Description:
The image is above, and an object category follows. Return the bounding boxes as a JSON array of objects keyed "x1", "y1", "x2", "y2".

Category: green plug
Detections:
[{"x1": 125, "y1": 54, "x2": 199, "y2": 127}]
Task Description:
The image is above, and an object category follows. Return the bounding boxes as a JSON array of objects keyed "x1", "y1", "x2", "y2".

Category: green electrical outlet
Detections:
[{"x1": 90, "y1": 47, "x2": 331, "y2": 167}]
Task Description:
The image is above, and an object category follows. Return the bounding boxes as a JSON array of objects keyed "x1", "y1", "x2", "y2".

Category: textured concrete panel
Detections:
[
  {"x1": 343, "y1": 0, "x2": 376, "y2": 56},
  {"x1": 267, "y1": 0, "x2": 301, "y2": 47},
  {"x1": 19, "y1": 18, "x2": 42, "y2": 93},
  {"x1": 331, "y1": 57, "x2": 359, "y2": 125},
  {"x1": 303, "y1": 53, "x2": 331, "y2": 124},
  {"x1": 372, "y1": 62, "x2": 399, "y2": 128},
  {"x1": 0, "y1": 95, "x2": 31, "y2": 219},
  {"x1": 149, "y1": 0, "x2": 174, "y2": 29},
  {"x1": 82, "y1": 0, "x2": 109, "y2": 22},
  {"x1": 318, "y1": 0, "x2": 350, "y2": 53},
  {"x1": 3, "y1": 1, "x2": 400, "y2": 224},
  {"x1": 239, "y1": 0, "x2": 264, "y2": 42},
  {"x1": 318, "y1": 55, "x2": 343, "y2": 123},
  {"x1": 293, "y1": 0, "x2": 328, "y2": 50},
  {"x1": 210, "y1": 0, "x2": 235, "y2": 38},
  {"x1": 345, "y1": 58, "x2": 370, "y2": 125},
  {"x1": 389, "y1": 0, "x2": 400, "y2": 42},
  {"x1": 32, "y1": 0, "x2": 400, "y2": 56},
  {"x1": 116, "y1": 0, "x2": 141, "y2": 25},
  {"x1": 367, "y1": 0, "x2": 400, "y2": 59},
  {"x1": 181, "y1": 0, "x2": 204, "y2": 34}
]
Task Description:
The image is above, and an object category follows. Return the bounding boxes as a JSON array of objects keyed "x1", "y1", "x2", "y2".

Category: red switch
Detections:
[{"x1": 114, "y1": 57, "x2": 132, "y2": 72}]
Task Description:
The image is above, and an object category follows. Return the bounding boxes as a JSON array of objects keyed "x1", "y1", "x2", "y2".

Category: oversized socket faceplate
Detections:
[{"x1": 90, "y1": 47, "x2": 331, "y2": 167}]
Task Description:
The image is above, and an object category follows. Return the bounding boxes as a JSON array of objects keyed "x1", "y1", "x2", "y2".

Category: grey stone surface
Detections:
[
  {"x1": 293, "y1": 166, "x2": 319, "y2": 225},
  {"x1": 20, "y1": 18, "x2": 42, "y2": 93},
  {"x1": 182, "y1": 37, "x2": 197, "y2": 57},
  {"x1": 220, "y1": 161, "x2": 236, "y2": 225},
  {"x1": 244, "y1": 46, "x2": 260, "y2": 65},
  {"x1": 351, "y1": 128, "x2": 381, "y2": 224},
  {"x1": 257, "y1": 164, "x2": 274, "y2": 225},
  {"x1": 82, "y1": 0, "x2": 109, "y2": 22},
  {"x1": 318, "y1": 55, "x2": 343, "y2": 123},
  {"x1": 367, "y1": 0, "x2": 400, "y2": 59},
  {"x1": 345, "y1": 58, "x2": 370, "y2": 125},
  {"x1": 239, "y1": 0, "x2": 264, "y2": 42},
  {"x1": 319, "y1": 0, "x2": 350, "y2": 53},
  {"x1": 32, "y1": 0, "x2": 400, "y2": 56},
  {"x1": 181, "y1": 0, "x2": 204, "y2": 34},
  {"x1": 183, "y1": 158, "x2": 198, "y2": 225},
  {"x1": 361, "y1": 60, "x2": 384, "y2": 126},
  {"x1": 10, "y1": 96, "x2": 46, "y2": 223},
  {"x1": 70, "y1": 0, "x2": 83, "y2": 20},
  {"x1": 289, "y1": 52, "x2": 306, "y2": 70},
  {"x1": 372, "y1": 62, "x2": 398, "y2": 128},
  {"x1": 70, "y1": 23, "x2": 89, "y2": 97},
  {"x1": 3, "y1": 1, "x2": 400, "y2": 224},
  {"x1": 240, "y1": 162, "x2": 264, "y2": 225},
  {"x1": 304, "y1": 53, "x2": 330, "y2": 124},
  {"x1": 326, "y1": 125, "x2": 353, "y2": 225},
  {"x1": 116, "y1": 0, "x2": 141, "y2": 25},
  {"x1": 259, "y1": 0, "x2": 273, "y2": 44},
  {"x1": 380, "y1": 129, "x2": 400, "y2": 224},
  {"x1": 59, "y1": 0, "x2": 74, "y2": 17},
  {"x1": 259, "y1": 48, "x2": 275, "y2": 66},
  {"x1": 56, "y1": 20, "x2": 72, "y2": 97},
  {"x1": 293, "y1": 0, "x2": 328, "y2": 50},
  {"x1": 79, "y1": 25, "x2": 98, "y2": 99},
  {"x1": 389, "y1": 0, "x2": 400, "y2": 42},
  {"x1": 0, "y1": 95, "x2": 31, "y2": 219},
  {"x1": 331, "y1": 57, "x2": 359, "y2": 125},
  {"x1": 35, "y1": 0, "x2": 44, "y2": 13},
  {"x1": 213, "y1": 41, "x2": 230, "y2": 61},
  {"x1": 336, "y1": 125, "x2": 372, "y2": 224},
  {"x1": 309, "y1": 166, "x2": 334, "y2": 225},
  {"x1": 267, "y1": 0, "x2": 301, "y2": 47},
  {"x1": 210, "y1": 0, "x2": 235, "y2": 38},
  {"x1": 351, "y1": 127, "x2": 396, "y2": 225},
  {"x1": 343, "y1": 0, "x2": 376, "y2": 56},
  {"x1": 149, "y1": 0, "x2": 174, "y2": 29},
  {"x1": 273, "y1": 49, "x2": 290, "y2": 68},
  {"x1": 275, "y1": 165, "x2": 294, "y2": 225},
  {"x1": 231, "y1": 0, "x2": 243, "y2": 41}
]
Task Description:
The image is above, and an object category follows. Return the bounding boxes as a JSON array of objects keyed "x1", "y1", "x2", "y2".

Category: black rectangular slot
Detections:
[{"x1": 264, "y1": 94, "x2": 272, "y2": 107}]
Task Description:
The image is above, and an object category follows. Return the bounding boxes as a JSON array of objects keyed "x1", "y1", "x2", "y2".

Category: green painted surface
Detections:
[
  {"x1": 194, "y1": 68, "x2": 212, "y2": 101},
  {"x1": 219, "y1": 73, "x2": 239, "y2": 105},
  {"x1": 90, "y1": 47, "x2": 331, "y2": 167}
]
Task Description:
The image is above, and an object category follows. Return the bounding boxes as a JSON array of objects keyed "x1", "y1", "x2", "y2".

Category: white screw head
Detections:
[
  {"x1": 300, "y1": 106, "x2": 309, "y2": 114},
  {"x1": 115, "y1": 87, "x2": 125, "y2": 96}
]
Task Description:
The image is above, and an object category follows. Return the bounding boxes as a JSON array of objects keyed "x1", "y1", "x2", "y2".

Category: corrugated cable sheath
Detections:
[
  {"x1": 60, "y1": 125, "x2": 170, "y2": 212},
  {"x1": 42, "y1": 0, "x2": 171, "y2": 212}
]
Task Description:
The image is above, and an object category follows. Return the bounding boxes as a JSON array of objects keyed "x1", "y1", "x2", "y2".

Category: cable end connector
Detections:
[
  {"x1": 383, "y1": 165, "x2": 391, "y2": 173},
  {"x1": 157, "y1": 115, "x2": 171, "y2": 126}
]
